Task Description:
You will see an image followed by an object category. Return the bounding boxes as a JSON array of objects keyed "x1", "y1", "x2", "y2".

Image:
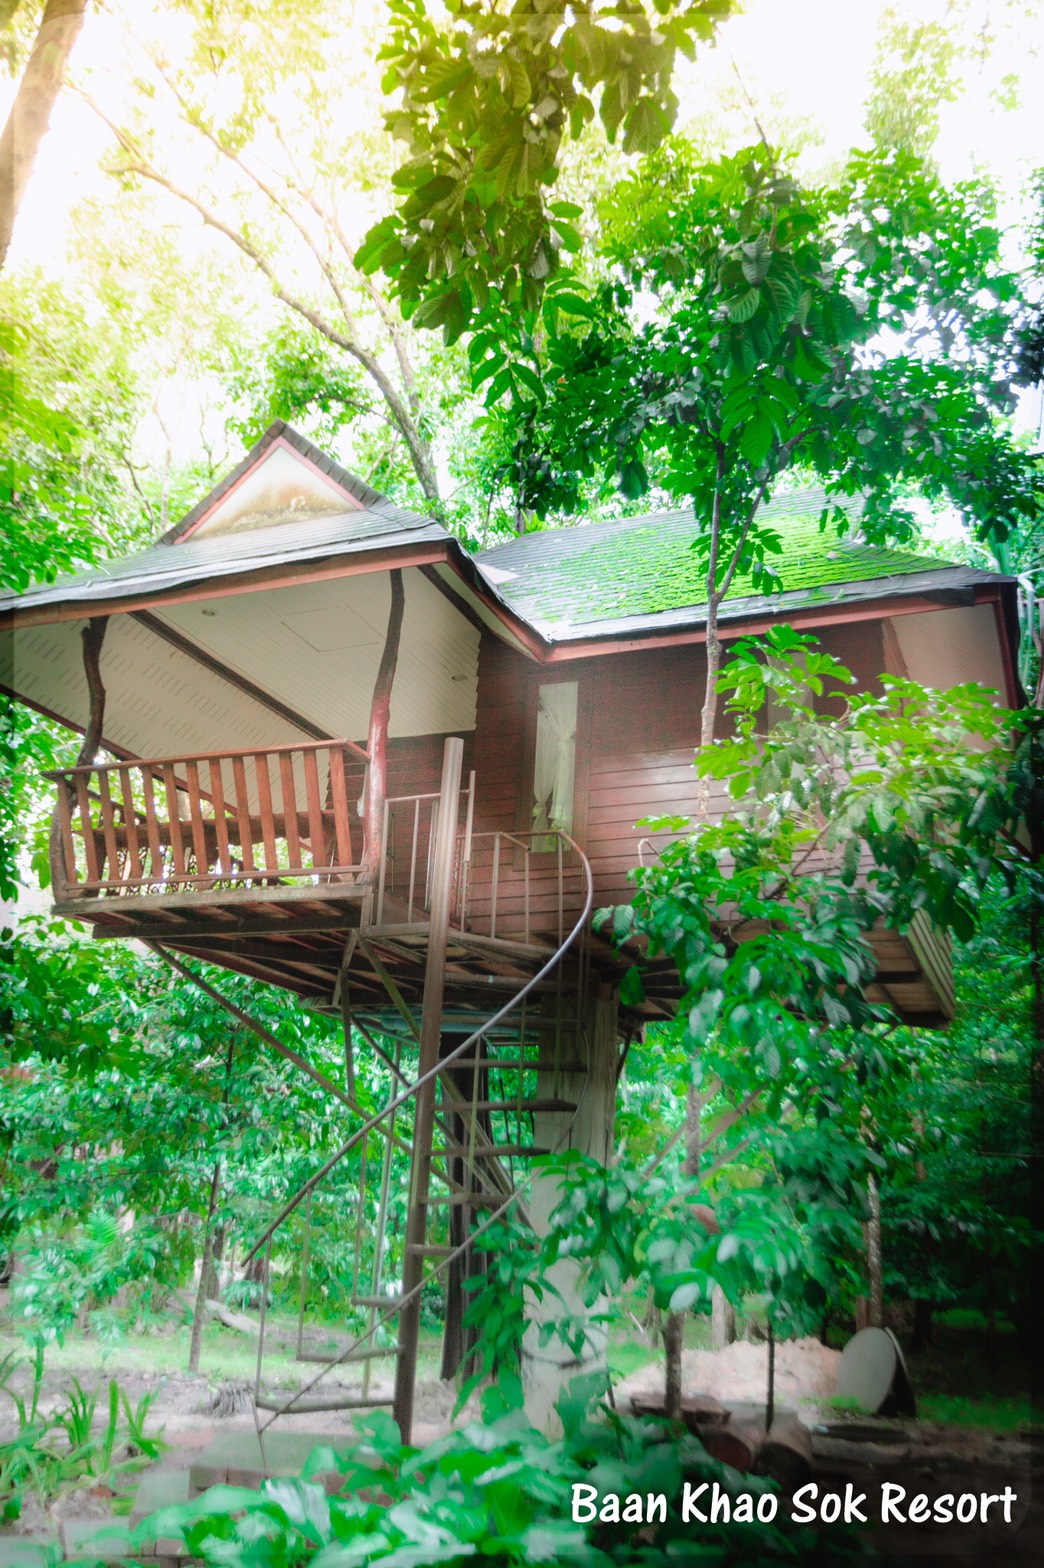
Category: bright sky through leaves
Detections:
[{"x1": 7, "y1": 0, "x2": 1043, "y2": 272}]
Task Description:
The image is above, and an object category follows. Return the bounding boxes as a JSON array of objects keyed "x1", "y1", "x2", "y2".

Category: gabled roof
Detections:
[
  {"x1": 0, "y1": 427, "x2": 1013, "y2": 662},
  {"x1": 475, "y1": 489, "x2": 972, "y2": 638},
  {"x1": 160, "y1": 420, "x2": 386, "y2": 544}
]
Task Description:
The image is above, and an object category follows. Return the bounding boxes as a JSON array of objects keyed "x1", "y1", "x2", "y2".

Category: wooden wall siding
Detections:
[{"x1": 463, "y1": 621, "x2": 894, "y2": 934}]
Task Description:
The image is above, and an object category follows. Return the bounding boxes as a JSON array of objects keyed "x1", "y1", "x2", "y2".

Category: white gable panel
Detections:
[
  {"x1": 188, "y1": 442, "x2": 361, "y2": 540},
  {"x1": 892, "y1": 605, "x2": 1007, "y2": 696},
  {"x1": 2, "y1": 617, "x2": 316, "y2": 765}
]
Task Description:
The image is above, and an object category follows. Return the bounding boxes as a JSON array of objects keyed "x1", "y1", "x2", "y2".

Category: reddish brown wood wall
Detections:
[{"x1": 464, "y1": 621, "x2": 886, "y2": 933}]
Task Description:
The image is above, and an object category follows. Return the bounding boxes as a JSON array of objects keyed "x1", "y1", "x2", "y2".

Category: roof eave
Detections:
[{"x1": 528, "y1": 566, "x2": 1014, "y2": 660}]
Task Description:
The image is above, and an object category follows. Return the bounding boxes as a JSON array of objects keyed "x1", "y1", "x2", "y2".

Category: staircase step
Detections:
[
  {"x1": 425, "y1": 1191, "x2": 502, "y2": 1206},
  {"x1": 439, "y1": 1096, "x2": 576, "y2": 1114},
  {"x1": 444, "y1": 1143, "x2": 552, "y2": 1157},
  {"x1": 446, "y1": 1057, "x2": 586, "y2": 1073},
  {"x1": 246, "y1": 1392, "x2": 396, "y2": 1417},
  {"x1": 296, "y1": 1346, "x2": 398, "y2": 1364}
]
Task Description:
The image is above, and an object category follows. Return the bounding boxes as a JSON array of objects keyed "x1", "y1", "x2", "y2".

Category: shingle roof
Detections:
[
  {"x1": 476, "y1": 489, "x2": 964, "y2": 635},
  {"x1": 0, "y1": 500, "x2": 443, "y2": 614}
]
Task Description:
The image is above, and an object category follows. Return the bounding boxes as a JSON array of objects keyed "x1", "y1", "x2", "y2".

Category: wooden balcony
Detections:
[
  {"x1": 45, "y1": 739, "x2": 954, "y2": 1026},
  {"x1": 46, "y1": 739, "x2": 371, "y2": 942}
]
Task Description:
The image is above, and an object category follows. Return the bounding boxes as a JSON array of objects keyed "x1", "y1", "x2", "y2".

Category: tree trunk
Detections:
[
  {"x1": 361, "y1": 568, "x2": 405, "y2": 878},
  {"x1": 188, "y1": 1160, "x2": 222, "y2": 1375},
  {"x1": 0, "y1": 0, "x2": 88, "y2": 271},
  {"x1": 711, "y1": 1284, "x2": 735, "y2": 1348},
  {"x1": 49, "y1": 616, "x2": 107, "y2": 895},
  {"x1": 866, "y1": 1169, "x2": 883, "y2": 1329},
  {"x1": 662, "y1": 1309, "x2": 684, "y2": 1420}
]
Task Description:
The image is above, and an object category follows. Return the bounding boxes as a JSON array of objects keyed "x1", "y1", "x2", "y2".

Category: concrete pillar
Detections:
[{"x1": 521, "y1": 983, "x2": 618, "y2": 1433}]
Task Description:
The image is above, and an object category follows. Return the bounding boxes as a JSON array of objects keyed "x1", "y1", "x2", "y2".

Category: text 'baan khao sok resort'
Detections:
[{"x1": 0, "y1": 422, "x2": 1020, "y2": 1442}]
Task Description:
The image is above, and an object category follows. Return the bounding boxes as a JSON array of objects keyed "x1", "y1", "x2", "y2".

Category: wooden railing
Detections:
[{"x1": 46, "y1": 739, "x2": 369, "y2": 899}]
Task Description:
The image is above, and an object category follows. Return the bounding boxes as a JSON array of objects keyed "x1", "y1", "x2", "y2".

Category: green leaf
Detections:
[
  {"x1": 619, "y1": 458, "x2": 649, "y2": 499},
  {"x1": 619, "y1": 964, "x2": 646, "y2": 1006},
  {"x1": 669, "y1": 1281, "x2": 701, "y2": 1312},
  {"x1": 504, "y1": 56, "x2": 531, "y2": 110},
  {"x1": 622, "y1": 97, "x2": 672, "y2": 156},
  {"x1": 727, "y1": 287, "x2": 761, "y2": 323},
  {"x1": 739, "y1": 406, "x2": 775, "y2": 466}
]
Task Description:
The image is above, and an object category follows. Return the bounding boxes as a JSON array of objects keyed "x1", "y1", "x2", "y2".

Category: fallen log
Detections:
[
  {"x1": 702, "y1": 1415, "x2": 766, "y2": 1474},
  {"x1": 755, "y1": 1415, "x2": 813, "y2": 1488},
  {"x1": 174, "y1": 1287, "x2": 260, "y2": 1336}
]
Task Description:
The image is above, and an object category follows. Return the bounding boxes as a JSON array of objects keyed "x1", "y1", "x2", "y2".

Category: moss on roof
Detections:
[{"x1": 478, "y1": 489, "x2": 954, "y2": 630}]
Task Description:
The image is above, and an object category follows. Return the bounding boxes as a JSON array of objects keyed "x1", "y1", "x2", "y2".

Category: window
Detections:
[{"x1": 532, "y1": 682, "x2": 577, "y2": 847}]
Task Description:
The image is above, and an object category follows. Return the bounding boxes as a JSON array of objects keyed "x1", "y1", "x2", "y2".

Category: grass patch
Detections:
[{"x1": 918, "y1": 1392, "x2": 1032, "y2": 1431}]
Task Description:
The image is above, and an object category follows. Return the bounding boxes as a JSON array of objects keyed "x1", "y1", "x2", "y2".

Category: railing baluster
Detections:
[
  {"x1": 407, "y1": 797, "x2": 420, "y2": 920},
  {"x1": 74, "y1": 774, "x2": 101, "y2": 886},
  {"x1": 209, "y1": 759, "x2": 232, "y2": 874},
  {"x1": 302, "y1": 748, "x2": 325, "y2": 874},
  {"x1": 140, "y1": 769, "x2": 163, "y2": 882},
  {"x1": 557, "y1": 835, "x2": 564, "y2": 947},
  {"x1": 524, "y1": 846, "x2": 530, "y2": 946},
  {"x1": 327, "y1": 745, "x2": 352, "y2": 871},
  {"x1": 377, "y1": 799, "x2": 389, "y2": 922},
  {"x1": 48, "y1": 738, "x2": 374, "y2": 899},
  {"x1": 255, "y1": 752, "x2": 278, "y2": 875},
  {"x1": 96, "y1": 771, "x2": 121, "y2": 886},
  {"x1": 279, "y1": 752, "x2": 301, "y2": 870},
  {"x1": 184, "y1": 760, "x2": 210, "y2": 878},
  {"x1": 231, "y1": 755, "x2": 255, "y2": 876},
  {"x1": 161, "y1": 764, "x2": 186, "y2": 879},
  {"x1": 117, "y1": 767, "x2": 142, "y2": 881}
]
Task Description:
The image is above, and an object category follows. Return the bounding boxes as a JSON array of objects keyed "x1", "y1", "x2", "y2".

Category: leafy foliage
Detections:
[
  {"x1": 489, "y1": 140, "x2": 1040, "y2": 560},
  {"x1": 357, "y1": 0, "x2": 734, "y2": 338},
  {"x1": 118, "y1": 1387, "x2": 866, "y2": 1567},
  {"x1": 0, "y1": 1354, "x2": 165, "y2": 1517}
]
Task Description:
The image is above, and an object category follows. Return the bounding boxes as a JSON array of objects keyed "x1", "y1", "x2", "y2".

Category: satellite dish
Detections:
[{"x1": 836, "y1": 1327, "x2": 916, "y2": 1417}]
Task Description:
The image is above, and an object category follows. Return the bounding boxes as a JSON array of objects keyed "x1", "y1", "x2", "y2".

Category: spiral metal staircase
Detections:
[{"x1": 231, "y1": 740, "x2": 595, "y2": 1444}]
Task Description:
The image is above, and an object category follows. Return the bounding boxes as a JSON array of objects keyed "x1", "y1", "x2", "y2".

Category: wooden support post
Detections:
[
  {"x1": 49, "y1": 616, "x2": 107, "y2": 896},
  {"x1": 522, "y1": 984, "x2": 618, "y2": 1434},
  {"x1": 362, "y1": 569, "x2": 405, "y2": 879},
  {"x1": 392, "y1": 736, "x2": 463, "y2": 1443}
]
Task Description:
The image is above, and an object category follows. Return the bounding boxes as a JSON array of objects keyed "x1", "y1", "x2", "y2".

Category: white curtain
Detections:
[{"x1": 532, "y1": 682, "x2": 577, "y2": 836}]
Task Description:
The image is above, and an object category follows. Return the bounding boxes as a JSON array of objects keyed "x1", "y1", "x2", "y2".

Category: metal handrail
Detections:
[
  {"x1": 248, "y1": 830, "x2": 594, "y2": 1431},
  {"x1": 241, "y1": 829, "x2": 593, "y2": 1267}
]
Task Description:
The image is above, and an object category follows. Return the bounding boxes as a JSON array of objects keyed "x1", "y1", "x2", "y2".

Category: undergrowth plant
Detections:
[
  {"x1": 0, "y1": 1353, "x2": 166, "y2": 1520},
  {"x1": 103, "y1": 1379, "x2": 872, "y2": 1568}
]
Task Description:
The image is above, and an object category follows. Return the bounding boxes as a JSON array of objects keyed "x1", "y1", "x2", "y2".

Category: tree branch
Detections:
[{"x1": 80, "y1": 92, "x2": 443, "y2": 508}]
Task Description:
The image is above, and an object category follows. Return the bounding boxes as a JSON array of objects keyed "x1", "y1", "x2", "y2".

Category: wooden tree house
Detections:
[{"x1": 0, "y1": 422, "x2": 1021, "y2": 1439}]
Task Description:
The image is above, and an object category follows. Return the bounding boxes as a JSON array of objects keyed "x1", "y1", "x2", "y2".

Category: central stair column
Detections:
[
  {"x1": 522, "y1": 983, "x2": 618, "y2": 1433},
  {"x1": 392, "y1": 736, "x2": 462, "y2": 1443}
]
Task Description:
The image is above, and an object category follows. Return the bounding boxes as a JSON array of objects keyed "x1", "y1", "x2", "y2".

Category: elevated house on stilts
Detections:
[{"x1": 0, "y1": 422, "x2": 1021, "y2": 1440}]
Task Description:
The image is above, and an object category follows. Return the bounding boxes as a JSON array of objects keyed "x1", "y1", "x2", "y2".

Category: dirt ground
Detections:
[{"x1": 616, "y1": 1332, "x2": 842, "y2": 1421}]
